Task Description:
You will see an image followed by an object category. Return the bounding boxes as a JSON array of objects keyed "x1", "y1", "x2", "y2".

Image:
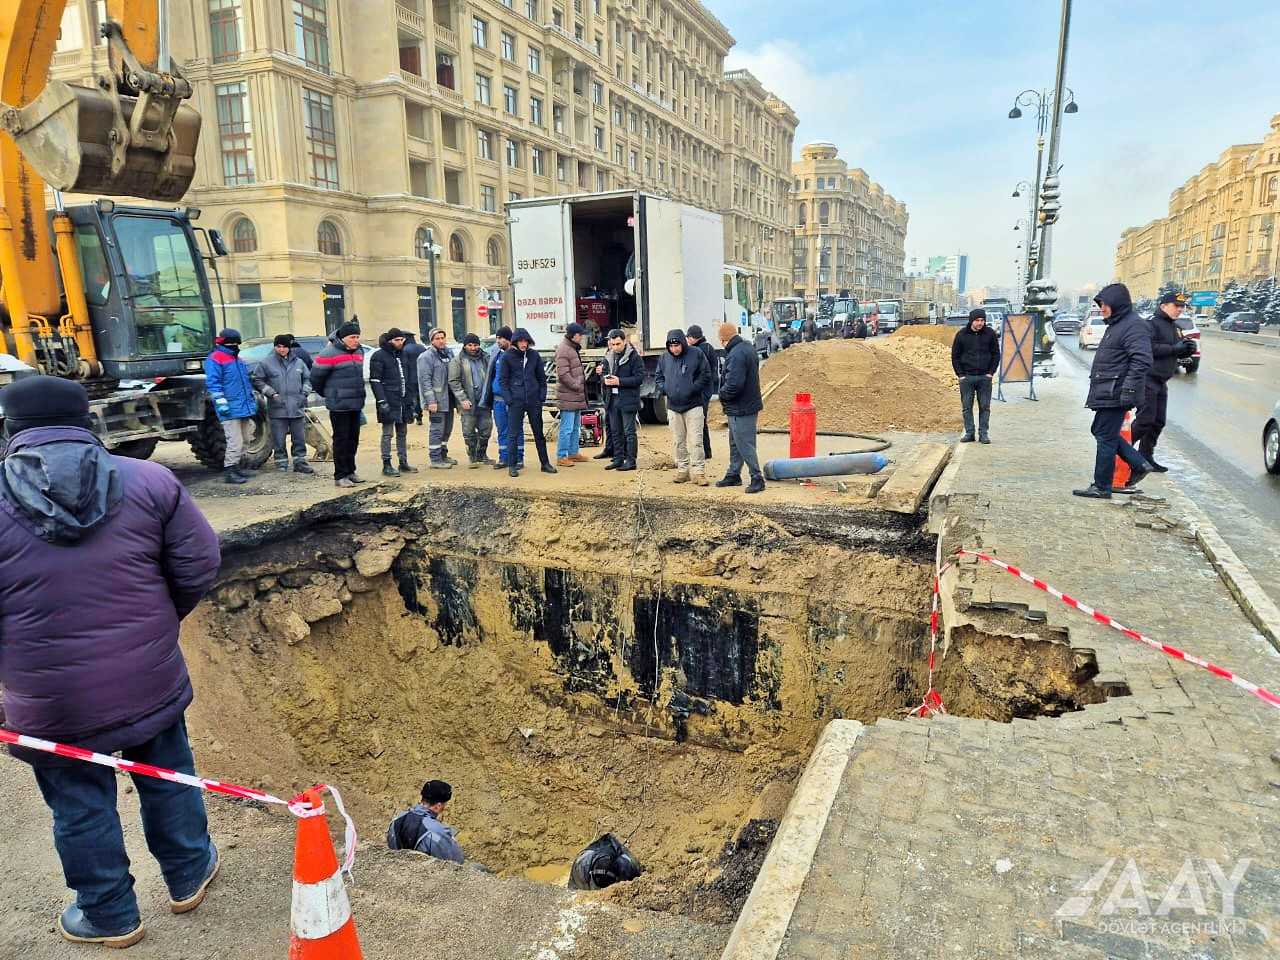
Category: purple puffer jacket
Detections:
[{"x1": 0, "y1": 426, "x2": 221, "y2": 757}]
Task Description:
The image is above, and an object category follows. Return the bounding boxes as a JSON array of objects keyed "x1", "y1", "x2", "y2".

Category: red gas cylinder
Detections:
[{"x1": 790, "y1": 392, "x2": 816, "y2": 458}]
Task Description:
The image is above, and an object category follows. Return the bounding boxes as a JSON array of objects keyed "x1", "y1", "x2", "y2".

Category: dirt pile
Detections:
[
  {"x1": 892, "y1": 325, "x2": 959, "y2": 347},
  {"x1": 755, "y1": 340, "x2": 962, "y2": 432},
  {"x1": 868, "y1": 332, "x2": 957, "y2": 384}
]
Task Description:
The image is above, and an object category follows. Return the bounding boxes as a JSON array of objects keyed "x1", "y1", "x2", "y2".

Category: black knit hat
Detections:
[
  {"x1": 968, "y1": 308, "x2": 987, "y2": 322},
  {"x1": 421, "y1": 780, "x2": 452, "y2": 804},
  {"x1": 384, "y1": 328, "x2": 410, "y2": 340},
  {"x1": 1, "y1": 375, "x2": 92, "y2": 435},
  {"x1": 273, "y1": 334, "x2": 295, "y2": 348},
  {"x1": 335, "y1": 321, "x2": 361, "y2": 339},
  {"x1": 495, "y1": 325, "x2": 514, "y2": 341},
  {"x1": 686, "y1": 324, "x2": 704, "y2": 340},
  {"x1": 463, "y1": 333, "x2": 481, "y2": 346},
  {"x1": 216, "y1": 328, "x2": 242, "y2": 345}
]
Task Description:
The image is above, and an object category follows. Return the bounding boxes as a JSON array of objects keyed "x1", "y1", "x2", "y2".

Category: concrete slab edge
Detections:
[
  {"x1": 718, "y1": 720, "x2": 865, "y2": 960},
  {"x1": 925, "y1": 441, "x2": 967, "y2": 535},
  {"x1": 1162, "y1": 483, "x2": 1280, "y2": 654}
]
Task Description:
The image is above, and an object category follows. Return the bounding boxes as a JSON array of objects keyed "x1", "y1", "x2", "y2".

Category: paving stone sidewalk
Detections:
[{"x1": 777, "y1": 375, "x2": 1280, "y2": 959}]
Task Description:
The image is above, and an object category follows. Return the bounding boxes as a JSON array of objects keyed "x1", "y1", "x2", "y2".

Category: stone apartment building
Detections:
[
  {"x1": 790, "y1": 142, "x2": 907, "y2": 305},
  {"x1": 1114, "y1": 113, "x2": 1280, "y2": 301},
  {"x1": 49, "y1": 0, "x2": 796, "y2": 339}
]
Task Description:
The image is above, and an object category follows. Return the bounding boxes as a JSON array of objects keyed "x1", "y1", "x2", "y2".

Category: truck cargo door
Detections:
[
  {"x1": 637, "y1": 195, "x2": 684, "y2": 352},
  {"x1": 508, "y1": 200, "x2": 572, "y2": 345}
]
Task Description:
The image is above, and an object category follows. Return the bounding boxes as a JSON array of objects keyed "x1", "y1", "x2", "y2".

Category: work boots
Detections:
[
  {"x1": 672, "y1": 469, "x2": 690, "y2": 483},
  {"x1": 293, "y1": 460, "x2": 316, "y2": 475},
  {"x1": 382, "y1": 460, "x2": 399, "y2": 477},
  {"x1": 223, "y1": 468, "x2": 247, "y2": 485},
  {"x1": 399, "y1": 461, "x2": 419, "y2": 474}
]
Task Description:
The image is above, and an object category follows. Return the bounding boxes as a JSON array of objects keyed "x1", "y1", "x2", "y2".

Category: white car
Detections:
[
  {"x1": 1265, "y1": 398, "x2": 1279, "y2": 475},
  {"x1": 1077, "y1": 315, "x2": 1107, "y2": 349}
]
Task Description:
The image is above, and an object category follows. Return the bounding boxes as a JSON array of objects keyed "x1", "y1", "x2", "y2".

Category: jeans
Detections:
[
  {"x1": 1132, "y1": 376, "x2": 1168, "y2": 460},
  {"x1": 220, "y1": 417, "x2": 254, "y2": 468},
  {"x1": 557, "y1": 410, "x2": 582, "y2": 459},
  {"x1": 329, "y1": 410, "x2": 361, "y2": 479},
  {"x1": 1091, "y1": 407, "x2": 1148, "y2": 490},
  {"x1": 606, "y1": 402, "x2": 638, "y2": 465},
  {"x1": 494, "y1": 398, "x2": 525, "y2": 465},
  {"x1": 507, "y1": 402, "x2": 551, "y2": 467},
  {"x1": 669, "y1": 406, "x2": 705, "y2": 473},
  {"x1": 726, "y1": 413, "x2": 762, "y2": 482},
  {"x1": 428, "y1": 408, "x2": 454, "y2": 462},
  {"x1": 30, "y1": 717, "x2": 213, "y2": 931},
  {"x1": 269, "y1": 416, "x2": 307, "y2": 465},
  {"x1": 380, "y1": 420, "x2": 408, "y2": 464},
  {"x1": 958, "y1": 375, "x2": 992, "y2": 438},
  {"x1": 461, "y1": 406, "x2": 493, "y2": 461}
]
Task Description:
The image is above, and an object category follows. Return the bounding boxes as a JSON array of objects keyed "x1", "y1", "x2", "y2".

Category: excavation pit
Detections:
[{"x1": 183, "y1": 487, "x2": 1108, "y2": 922}]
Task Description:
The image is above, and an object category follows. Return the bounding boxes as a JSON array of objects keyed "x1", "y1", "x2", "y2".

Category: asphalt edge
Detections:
[
  {"x1": 1198, "y1": 327, "x2": 1280, "y2": 351},
  {"x1": 1161, "y1": 481, "x2": 1280, "y2": 654},
  {"x1": 717, "y1": 719, "x2": 865, "y2": 960}
]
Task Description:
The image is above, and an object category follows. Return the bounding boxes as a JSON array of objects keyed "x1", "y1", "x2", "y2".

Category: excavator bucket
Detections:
[{"x1": 3, "y1": 80, "x2": 200, "y2": 202}]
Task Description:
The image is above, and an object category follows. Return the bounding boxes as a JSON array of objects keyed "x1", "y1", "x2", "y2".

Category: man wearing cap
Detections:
[
  {"x1": 1133, "y1": 292, "x2": 1194, "y2": 472},
  {"x1": 950, "y1": 309, "x2": 1000, "y2": 444},
  {"x1": 483, "y1": 326, "x2": 525, "y2": 470},
  {"x1": 686, "y1": 325, "x2": 718, "y2": 461},
  {"x1": 656, "y1": 329, "x2": 713, "y2": 484},
  {"x1": 499, "y1": 328, "x2": 556, "y2": 475},
  {"x1": 554, "y1": 322, "x2": 589, "y2": 467},
  {"x1": 370, "y1": 328, "x2": 419, "y2": 477},
  {"x1": 448, "y1": 333, "x2": 494, "y2": 467},
  {"x1": 418, "y1": 328, "x2": 457, "y2": 469},
  {"x1": 716, "y1": 323, "x2": 765, "y2": 493},
  {"x1": 251, "y1": 334, "x2": 315, "y2": 475},
  {"x1": 386, "y1": 780, "x2": 465, "y2": 864},
  {"x1": 203, "y1": 328, "x2": 258, "y2": 484},
  {"x1": 310, "y1": 322, "x2": 368, "y2": 487},
  {"x1": 0, "y1": 376, "x2": 222, "y2": 948}
]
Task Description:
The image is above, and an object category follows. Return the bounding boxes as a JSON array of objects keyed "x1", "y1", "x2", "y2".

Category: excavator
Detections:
[{"x1": 0, "y1": 0, "x2": 271, "y2": 468}]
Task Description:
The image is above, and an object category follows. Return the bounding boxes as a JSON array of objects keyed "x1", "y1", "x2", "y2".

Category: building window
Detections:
[
  {"x1": 629, "y1": 149, "x2": 637, "y2": 172},
  {"x1": 528, "y1": 45, "x2": 541, "y2": 74},
  {"x1": 474, "y1": 73, "x2": 492, "y2": 105},
  {"x1": 449, "y1": 233, "x2": 466, "y2": 261},
  {"x1": 556, "y1": 155, "x2": 567, "y2": 182},
  {"x1": 214, "y1": 82, "x2": 254, "y2": 185},
  {"x1": 472, "y1": 16, "x2": 488, "y2": 48},
  {"x1": 414, "y1": 226, "x2": 436, "y2": 259},
  {"x1": 509, "y1": 191, "x2": 522, "y2": 202},
  {"x1": 525, "y1": 0, "x2": 539, "y2": 21},
  {"x1": 451, "y1": 288, "x2": 467, "y2": 341},
  {"x1": 591, "y1": 80, "x2": 603, "y2": 105},
  {"x1": 553, "y1": 104, "x2": 565, "y2": 134},
  {"x1": 317, "y1": 219, "x2": 342, "y2": 255},
  {"x1": 628, "y1": 111, "x2": 637, "y2": 132},
  {"x1": 487, "y1": 237, "x2": 503, "y2": 266},
  {"x1": 593, "y1": 125, "x2": 604, "y2": 150},
  {"x1": 236, "y1": 282, "x2": 262, "y2": 302},
  {"x1": 596, "y1": 169, "x2": 606, "y2": 191},
  {"x1": 209, "y1": 0, "x2": 242, "y2": 63},
  {"x1": 819, "y1": 201, "x2": 829, "y2": 224},
  {"x1": 503, "y1": 84, "x2": 518, "y2": 114},
  {"x1": 292, "y1": 0, "x2": 329, "y2": 73},
  {"x1": 476, "y1": 128, "x2": 493, "y2": 160},
  {"x1": 302, "y1": 89, "x2": 338, "y2": 190},
  {"x1": 529, "y1": 95, "x2": 543, "y2": 125},
  {"x1": 505, "y1": 137, "x2": 520, "y2": 167},
  {"x1": 481, "y1": 184, "x2": 497, "y2": 212},
  {"x1": 230, "y1": 217, "x2": 257, "y2": 252},
  {"x1": 797, "y1": 202, "x2": 806, "y2": 225},
  {"x1": 612, "y1": 105, "x2": 623, "y2": 125},
  {"x1": 613, "y1": 142, "x2": 622, "y2": 164},
  {"x1": 532, "y1": 146, "x2": 545, "y2": 176},
  {"x1": 501, "y1": 31, "x2": 516, "y2": 60}
]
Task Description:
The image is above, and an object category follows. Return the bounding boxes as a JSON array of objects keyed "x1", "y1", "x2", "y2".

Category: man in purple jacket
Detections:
[{"x1": 0, "y1": 376, "x2": 222, "y2": 949}]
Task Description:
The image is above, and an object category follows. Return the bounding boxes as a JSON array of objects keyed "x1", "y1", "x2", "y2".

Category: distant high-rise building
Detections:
[{"x1": 926, "y1": 254, "x2": 968, "y2": 294}]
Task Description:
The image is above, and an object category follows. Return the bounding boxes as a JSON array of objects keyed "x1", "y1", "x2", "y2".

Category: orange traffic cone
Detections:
[
  {"x1": 288, "y1": 788, "x2": 362, "y2": 959},
  {"x1": 1112, "y1": 410, "x2": 1135, "y2": 490}
]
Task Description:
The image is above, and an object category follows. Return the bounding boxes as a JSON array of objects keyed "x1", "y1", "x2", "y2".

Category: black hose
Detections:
[{"x1": 758, "y1": 427, "x2": 892, "y2": 454}]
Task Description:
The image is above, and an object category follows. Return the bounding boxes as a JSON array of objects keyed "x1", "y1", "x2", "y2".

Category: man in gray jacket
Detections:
[
  {"x1": 448, "y1": 333, "x2": 494, "y2": 467},
  {"x1": 417, "y1": 328, "x2": 456, "y2": 468},
  {"x1": 251, "y1": 334, "x2": 315, "y2": 474},
  {"x1": 386, "y1": 780, "x2": 464, "y2": 864}
]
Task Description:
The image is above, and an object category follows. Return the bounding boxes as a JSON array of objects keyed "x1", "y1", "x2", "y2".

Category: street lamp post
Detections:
[
  {"x1": 1040, "y1": 0, "x2": 1075, "y2": 277},
  {"x1": 1007, "y1": 85, "x2": 1078, "y2": 284},
  {"x1": 425, "y1": 228, "x2": 443, "y2": 336}
]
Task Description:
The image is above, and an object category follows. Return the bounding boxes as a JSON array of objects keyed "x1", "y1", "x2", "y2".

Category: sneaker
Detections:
[
  {"x1": 1071, "y1": 484, "x2": 1112, "y2": 499},
  {"x1": 672, "y1": 469, "x2": 690, "y2": 483},
  {"x1": 381, "y1": 462, "x2": 399, "y2": 477},
  {"x1": 443, "y1": 456, "x2": 459, "y2": 465},
  {"x1": 557, "y1": 457, "x2": 577, "y2": 467},
  {"x1": 293, "y1": 461, "x2": 315, "y2": 475},
  {"x1": 398, "y1": 463, "x2": 419, "y2": 474},
  {"x1": 692, "y1": 473, "x2": 709, "y2": 487},
  {"x1": 960, "y1": 434, "x2": 976, "y2": 443},
  {"x1": 429, "y1": 460, "x2": 453, "y2": 470},
  {"x1": 571, "y1": 453, "x2": 590, "y2": 462},
  {"x1": 715, "y1": 476, "x2": 742, "y2": 488},
  {"x1": 1148, "y1": 460, "x2": 1169, "y2": 473},
  {"x1": 745, "y1": 478, "x2": 766, "y2": 494},
  {"x1": 335, "y1": 476, "x2": 356, "y2": 488},
  {"x1": 223, "y1": 468, "x2": 247, "y2": 485},
  {"x1": 170, "y1": 843, "x2": 220, "y2": 915},
  {"x1": 58, "y1": 906, "x2": 145, "y2": 948}
]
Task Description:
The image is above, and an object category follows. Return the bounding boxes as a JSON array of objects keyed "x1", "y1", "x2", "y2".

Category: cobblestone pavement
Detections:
[{"x1": 777, "y1": 374, "x2": 1280, "y2": 959}]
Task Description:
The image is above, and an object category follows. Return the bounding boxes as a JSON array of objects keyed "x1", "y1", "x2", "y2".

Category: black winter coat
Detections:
[
  {"x1": 499, "y1": 346, "x2": 548, "y2": 407},
  {"x1": 951, "y1": 324, "x2": 1000, "y2": 376},
  {"x1": 310, "y1": 340, "x2": 367, "y2": 413},
  {"x1": 1086, "y1": 284, "x2": 1152, "y2": 411},
  {"x1": 691, "y1": 338, "x2": 719, "y2": 400},
  {"x1": 369, "y1": 341, "x2": 410, "y2": 422},
  {"x1": 402, "y1": 339, "x2": 427, "y2": 399},
  {"x1": 1146, "y1": 308, "x2": 1184, "y2": 382},
  {"x1": 655, "y1": 339, "x2": 713, "y2": 414},
  {"x1": 718, "y1": 335, "x2": 763, "y2": 417},
  {"x1": 601, "y1": 344, "x2": 644, "y2": 412}
]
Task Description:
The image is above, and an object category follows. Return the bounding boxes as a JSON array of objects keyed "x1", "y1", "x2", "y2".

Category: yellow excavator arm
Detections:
[{"x1": 0, "y1": 0, "x2": 199, "y2": 370}]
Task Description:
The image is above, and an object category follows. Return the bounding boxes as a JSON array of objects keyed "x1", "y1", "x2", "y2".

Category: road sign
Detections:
[
  {"x1": 1190, "y1": 290, "x2": 1218, "y2": 307},
  {"x1": 476, "y1": 303, "x2": 489, "y2": 320}
]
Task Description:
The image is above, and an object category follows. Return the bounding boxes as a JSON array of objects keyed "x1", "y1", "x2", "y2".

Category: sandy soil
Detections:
[{"x1": 867, "y1": 331, "x2": 958, "y2": 384}]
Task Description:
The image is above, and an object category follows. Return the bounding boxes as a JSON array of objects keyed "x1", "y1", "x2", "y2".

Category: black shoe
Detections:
[
  {"x1": 593, "y1": 449, "x2": 613, "y2": 460},
  {"x1": 960, "y1": 434, "x2": 976, "y2": 443},
  {"x1": 1127, "y1": 469, "x2": 1149, "y2": 488},
  {"x1": 617, "y1": 461, "x2": 636, "y2": 472},
  {"x1": 604, "y1": 460, "x2": 622, "y2": 471},
  {"x1": 715, "y1": 476, "x2": 742, "y2": 488},
  {"x1": 399, "y1": 462, "x2": 419, "y2": 474},
  {"x1": 541, "y1": 463, "x2": 558, "y2": 474},
  {"x1": 494, "y1": 461, "x2": 508, "y2": 470},
  {"x1": 979, "y1": 435, "x2": 991, "y2": 444},
  {"x1": 293, "y1": 461, "x2": 316, "y2": 475},
  {"x1": 275, "y1": 462, "x2": 289, "y2": 473},
  {"x1": 745, "y1": 478, "x2": 765, "y2": 494},
  {"x1": 1148, "y1": 460, "x2": 1170, "y2": 473},
  {"x1": 223, "y1": 468, "x2": 247, "y2": 485},
  {"x1": 508, "y1": 464, "x2": 519, "y2": 477},
  {"x1": 1072, "y1": 484, "x2": 1112, "y2": 499},
  {"x1": 381, "y1": 462, "x2": 399, "y2": 477}
]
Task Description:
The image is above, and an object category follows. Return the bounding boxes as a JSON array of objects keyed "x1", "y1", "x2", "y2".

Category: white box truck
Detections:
[{"x1": 507, "y1": 190, "x2": 725, "y2": 423}]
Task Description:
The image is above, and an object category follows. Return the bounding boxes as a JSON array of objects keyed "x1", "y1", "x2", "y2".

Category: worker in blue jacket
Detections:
[{"x1": 203, "y1": 328, "x2": 258, "y2": 485}]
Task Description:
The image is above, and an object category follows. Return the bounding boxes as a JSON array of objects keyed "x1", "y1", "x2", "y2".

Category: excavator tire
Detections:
[{"x1": 188, "y1": 406, "x2": 274, "y2": 471}]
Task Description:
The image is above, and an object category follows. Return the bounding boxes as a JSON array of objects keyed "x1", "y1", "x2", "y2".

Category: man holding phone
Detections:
[{"x1": 599, "y1": 330, "x2": 643, "y2": 472}]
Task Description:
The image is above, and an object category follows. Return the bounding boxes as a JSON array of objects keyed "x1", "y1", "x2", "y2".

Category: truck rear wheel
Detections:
[
  {"x1": 188, "y1": 407, "x2": 274, "y2": 470},
  {"x1": 640, "y1": 395, "x2": 668, "y2": 425}
]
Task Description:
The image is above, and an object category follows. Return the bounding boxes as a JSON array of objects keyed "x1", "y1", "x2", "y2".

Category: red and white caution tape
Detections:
[
  {"x1": 957, "y1": 549, "x2": 1280, "y2": 712},
  {"x1": 909, "y1": 528, "x2": 951, "y2": 718},
  {"x1": 0, "y1": 729, "x2": 358, "y2": 872}
]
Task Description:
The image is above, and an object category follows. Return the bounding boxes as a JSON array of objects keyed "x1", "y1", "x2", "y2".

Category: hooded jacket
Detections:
[
  {"x1": 0, "y1": 426, "x2": 220, "y2": 753},
  {"x1": 601, "y1": 341, "x2": 644, "y2": 412},
  {"x1": 252, "y1": 350, "x2": 312, "y2": 420},
  {"x1": 500, "y1": 342, "x2": 549, "y2": 408},
  {"x1": 418, "y1": 344, "x2": 454, "y2": 413},
  {"x1": 1146, "y1": 307, "x2": 1185, "y2": 382},
  {"x1": 310, "y1": 338, "x2": 367, "y2": 413},
  {"x1": 401, "y1": 335, "x2": 426, "y2": 400},
  {"x1": 1086, "y1": 284, "x2": 1152, "y2": 411},
  {"x1": 655, "y1": 331, "x2": 713, "y2": 413},
  {"x1": 951, "y1": 323, "x2": 1001, "y2": 377},
  {"x1": 204, "y1": 344, "x2": 257, "y2": 420},
  {"x1": 370, "y1": 335, "x2": 411, "y2": 421},
  {"x1": 718, "y1": 335, "x2": 763, "y2": 417},
  {"x1": 690, "y1": 337, "x2": 719, "y2": 401},
  {"x1": 554, "y1": 336, "x2": 588, "y2": 411}
]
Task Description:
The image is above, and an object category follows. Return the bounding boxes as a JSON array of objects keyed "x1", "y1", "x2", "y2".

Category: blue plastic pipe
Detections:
[{"x1": 763, "y1": 452, "x2": 889, "y2": 481}]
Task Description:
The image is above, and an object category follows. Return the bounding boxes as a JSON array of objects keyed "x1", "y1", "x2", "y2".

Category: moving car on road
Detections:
[
  {"x1": 1077, "y1": 313, "x2": 1107, "y2": 349},
  {"x1": 1220, "y1": 311, "x2": 1261, "y2": 333},
  {"x1": 1265, "y1": 398, "x2": 1280, "y2": 475},
  {"x1": 1052, "y1": 313, "x2": 1081, "y2": 335},
  {"x1": 1175, "y1": 315, "x2": 1201, "y2": 374}
]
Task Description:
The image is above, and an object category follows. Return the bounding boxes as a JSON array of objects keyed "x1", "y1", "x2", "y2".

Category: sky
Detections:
[{"x1": 711, "y1": 0, "x2": 1280, "y2": 294}]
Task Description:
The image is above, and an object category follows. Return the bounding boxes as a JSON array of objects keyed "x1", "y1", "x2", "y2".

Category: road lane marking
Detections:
[{"x1": 1219, "y1": 369, "x2": 1255, "y2": 382}]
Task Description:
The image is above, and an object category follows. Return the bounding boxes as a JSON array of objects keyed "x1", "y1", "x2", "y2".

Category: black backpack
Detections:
[{"x1": 568, "y1": 833, "x2": 643, "y2": 890}]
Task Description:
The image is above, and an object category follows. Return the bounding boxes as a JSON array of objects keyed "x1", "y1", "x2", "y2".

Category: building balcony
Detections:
[
  {"x1": 397, "y1": 2, "x2": 426, "y2": 34},
  {"x1": 473, "y1": 101, "x2": 499, "y2": 118},
  {"x1": 437, "y1": 84, "x2": 465, "y2": 106},
  {"x1": 435, "y1": 23, "x2": 459, "y2": 50},
  {"x1": 400, "y1": 69, "x2": 431, "y2": 92}
]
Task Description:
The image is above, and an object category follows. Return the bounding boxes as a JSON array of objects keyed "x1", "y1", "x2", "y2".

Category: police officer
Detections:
[{"x1": 1132, "y1": 291, "x2": 1194, "y2": 472}]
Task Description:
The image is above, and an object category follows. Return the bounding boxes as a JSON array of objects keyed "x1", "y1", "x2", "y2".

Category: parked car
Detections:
[
  {"x1": 1265, "y1": 398, "x2": 1280, "y2": 475},
  {"x1": 240, "y1": 334, "x2": 377, "y2": 387},
  {"x1": 1220, "y1": 311, "x2": 1261, "y2": 333},
  {"x1": 1052, "y1": 313, "x2": 1082, "y2": 335},
  {"x1": 1175, "y1": 315, "x2": 1201, "y2": 373},
  {"x1": 1077, "y1": 314, "x2": 1107, "y2": 349},
  {"x1": 943, "y1": 313, "x2": 971, "y2": 327}
]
